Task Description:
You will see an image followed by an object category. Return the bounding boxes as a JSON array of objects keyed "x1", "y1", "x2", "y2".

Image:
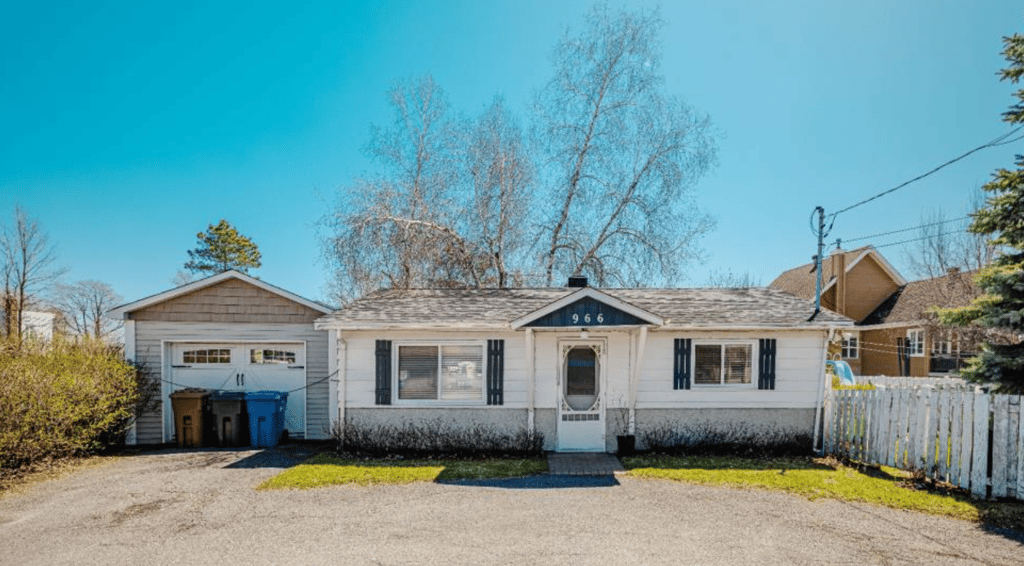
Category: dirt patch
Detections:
[{"x1": 108, "y1": 499, "x2": 175, "y2": 526}]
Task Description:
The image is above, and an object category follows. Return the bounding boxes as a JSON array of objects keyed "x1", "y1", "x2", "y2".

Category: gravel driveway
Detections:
[{"x1": 1, "y1": 448, "x2": 1022, "y2": 565}]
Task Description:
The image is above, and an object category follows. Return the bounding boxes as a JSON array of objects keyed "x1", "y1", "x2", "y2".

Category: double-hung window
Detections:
[
  {"x1": 906, "y1": 329, "x2": 925, "y2": 357},
  {"x1": 396, "y1": 343, "x2": 485, "y2": 403},
  {"x1": 841, "y1": 336, "x2": 858, "y2": 359},
  {"x1": 694, "y1": 342, "x2": 755, "y2": 386}
]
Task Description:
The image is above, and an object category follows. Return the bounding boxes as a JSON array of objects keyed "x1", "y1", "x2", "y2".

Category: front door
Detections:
[{"x1": 556, "y1": 340, "x2": 605, "y2": 451}]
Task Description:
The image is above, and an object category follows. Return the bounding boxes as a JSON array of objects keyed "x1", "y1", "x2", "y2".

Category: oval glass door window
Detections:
[{"x1": 564, "y1": 346, "x2": 599, "y2": 410}]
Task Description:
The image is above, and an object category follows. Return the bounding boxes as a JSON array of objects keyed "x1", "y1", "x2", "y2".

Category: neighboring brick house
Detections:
[{"x1": 770, "y1": 246, "x2": 979, "y2": 377}]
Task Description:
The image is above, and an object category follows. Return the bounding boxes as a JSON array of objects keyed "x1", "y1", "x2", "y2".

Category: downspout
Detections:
[
  {"x1": 337, "y1": 335, "x2": 347, "y2": 441},
  {"x1": 628, "y1": 326, "x2": 648, "y2": 435},
  {"x1": 525, "y1": 328, "x2": 535, "y2": 436},
  {"x1": 813, "y1": 325, "x2": 836, "y2": 455}
]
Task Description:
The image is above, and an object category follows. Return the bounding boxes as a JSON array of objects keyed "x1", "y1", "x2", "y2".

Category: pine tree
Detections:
[
  {"x1": 184, "y1": 220, "x2": 262, "y2": 275},
  {"x1": 938, "y1": 34, "x2": 1024, "y2": 392}
]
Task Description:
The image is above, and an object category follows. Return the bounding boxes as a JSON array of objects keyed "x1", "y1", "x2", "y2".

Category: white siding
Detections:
[
  {"x1": 341, "y1": 328, "x2": 828, "y2": 413},
  {"x1": 133, "y1": 321, "x2": 330, "y2": 444},
  {"x1": 636, "y1": 330, "x2": 826, "y2": 409}
]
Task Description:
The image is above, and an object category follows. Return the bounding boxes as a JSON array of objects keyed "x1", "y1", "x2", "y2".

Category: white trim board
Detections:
[{"x1": 110, "y1": 270, "x2": 333, "y2": 318}]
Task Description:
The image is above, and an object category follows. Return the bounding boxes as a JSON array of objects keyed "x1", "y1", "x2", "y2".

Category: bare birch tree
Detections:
[
  {"x1": 534, "y1": 5, "x2": 717, "y2": 286},
  {"x1": 323, "y1": 81, "x2": 535, "y2": 300},
  {"x1": 1, "y1": 206, "x2": 64, "y2": 340},
  {"x1": 55, "y1": 280, "x2": 123, "y2": 340},
  {"x1": 324, "y1": 75, "x2": 467, "y2": 299},
  {"x1": 461, "y1": 96, "x2": 533, "y2": 288}
]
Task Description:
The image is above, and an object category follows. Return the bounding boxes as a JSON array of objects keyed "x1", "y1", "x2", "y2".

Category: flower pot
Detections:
[{"x1": 616, "y1": 434, "x2": 635, "y2": 456}]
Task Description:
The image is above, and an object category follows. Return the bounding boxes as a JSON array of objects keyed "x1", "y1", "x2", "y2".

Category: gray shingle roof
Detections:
[{"x1": 317, "y1": 286, "x2": 852, "y2": 329}]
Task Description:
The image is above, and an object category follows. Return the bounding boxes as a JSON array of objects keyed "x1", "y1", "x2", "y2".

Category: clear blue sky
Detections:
[{"x1": 1, "y1": 0, "x2": 1020, "y2": 306}]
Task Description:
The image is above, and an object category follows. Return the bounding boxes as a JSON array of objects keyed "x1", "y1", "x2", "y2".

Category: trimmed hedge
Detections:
[{"x1": 0, "y1": 337, "x2": 141, "y2": 470}]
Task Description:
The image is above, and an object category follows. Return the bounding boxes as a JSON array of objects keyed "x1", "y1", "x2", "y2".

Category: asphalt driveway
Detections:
[{"x1": 1, "y1": 448, "x2": 1022, "y2": 565}]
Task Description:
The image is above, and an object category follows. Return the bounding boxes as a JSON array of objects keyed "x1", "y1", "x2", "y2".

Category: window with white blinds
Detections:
[
  {"x1": 397, "y1": 343, "x2": 484, "y2": 402},
  {"x1": 693, "y1": 342, "x2": 754, "y2": 386}
]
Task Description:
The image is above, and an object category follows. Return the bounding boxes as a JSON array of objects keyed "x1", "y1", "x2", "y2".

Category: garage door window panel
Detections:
[
  {"x1": 182, "y1": 348, "x2": 231, "y2": 365},
  {"x1": 250, "y1": 349, "x2": 297, "y2": 365}
]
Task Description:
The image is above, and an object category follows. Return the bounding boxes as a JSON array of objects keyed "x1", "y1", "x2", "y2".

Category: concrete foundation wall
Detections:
[{"x1": 633, "y1": 408, "x2": 816, "y2": 450}]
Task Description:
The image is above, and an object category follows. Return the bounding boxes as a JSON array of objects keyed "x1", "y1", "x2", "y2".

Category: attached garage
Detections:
[{"x1": 112, "y1": 271, "x2": 334, "y2": 445}]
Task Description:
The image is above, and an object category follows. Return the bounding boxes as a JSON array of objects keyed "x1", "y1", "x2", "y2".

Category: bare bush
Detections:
[
  {"x1": 639, "y1": 421, "x2": 812, "y2": 457},
  {"x1": 331, "y1": 419, "x2": 544, "y2": 458}
]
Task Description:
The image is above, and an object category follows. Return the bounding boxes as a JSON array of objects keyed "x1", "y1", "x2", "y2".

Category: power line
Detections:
[
  {"x1": 843, "y1": 216, "x2": 970, "y2": 243},
  {"x1": 830, "y1": 127, "x2": 1024, "y2": 218},
  {"x1": 872, "y1": 229, "x2": 968, "y2": 250}
]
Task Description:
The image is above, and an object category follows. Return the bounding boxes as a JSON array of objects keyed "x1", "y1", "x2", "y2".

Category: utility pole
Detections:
[{"x1": 809, "y1": 206, "x2": 825, "y2": 321}]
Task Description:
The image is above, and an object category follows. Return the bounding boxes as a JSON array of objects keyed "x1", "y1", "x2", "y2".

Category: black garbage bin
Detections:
[{"x1": 208, "y1": 391, "x2": 247, "y2": 447}]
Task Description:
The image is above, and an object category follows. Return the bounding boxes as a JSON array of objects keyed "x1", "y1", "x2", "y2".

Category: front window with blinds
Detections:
[
  {"x1": 694, "y1": 342, "x2": 753, "y2": 386},
  {"x1": 397, "y1": 343, "x2": 484, "y2": 402}
]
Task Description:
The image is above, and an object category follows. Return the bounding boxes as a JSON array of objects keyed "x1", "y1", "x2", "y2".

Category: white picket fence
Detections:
[{"x1": 823, "y1": 379, "x2": 1024, "y2": 500}]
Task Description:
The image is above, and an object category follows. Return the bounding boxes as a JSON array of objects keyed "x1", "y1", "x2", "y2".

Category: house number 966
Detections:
[{"x1": 572, "y1": 313, "x2": 604, "y2": 324}]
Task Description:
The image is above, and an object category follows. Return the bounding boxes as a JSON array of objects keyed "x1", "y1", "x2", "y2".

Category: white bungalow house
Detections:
[{"x1": 113, "y1": 271, "x2": 852, "y2": 451}]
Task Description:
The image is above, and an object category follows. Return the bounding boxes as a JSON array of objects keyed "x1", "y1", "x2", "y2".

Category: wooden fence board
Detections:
[
  {"x1": 1007, "y1": 397, "x2": 1020, "y2": 499},
  {"x1": 958, "y1": 389, "x2": 973, "y2": 490},
  {"x1": 823, "y1": 383, "x2": 835, "y2": 455},
  {"x1": 937, "y1": 389, "x2": 951, "y2": 482},
  {"x1": 992, "y1": 395, "x2": 1010, "y2": 498},
  {"x1": 909, "y1": 388, "x2": 925, "y2": 468},
  {"x1": 922, "y1": 387, "x2": 936, "y2": 473},
  {"x1": 898, "y1": 387, "x2": 912, "y2": 468},
  {"x1": 1017, "y1": 396, "x2": 1024, "y2": 500},
  {"x1": 971, "y1": 391, "x2": 989, "y2": 498}
]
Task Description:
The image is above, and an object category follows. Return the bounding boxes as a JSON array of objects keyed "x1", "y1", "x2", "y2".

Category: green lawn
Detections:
[
  {"x1": 258, "y1": 454, "x2": 548, "y2": 490},
  {"x1": 623, "y1": 454, "x2": 1024, "y2": 531}
]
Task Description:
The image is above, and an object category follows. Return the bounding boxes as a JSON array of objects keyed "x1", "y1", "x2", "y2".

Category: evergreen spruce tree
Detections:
[
  {"x1": 184, "y1": 220, "x2": 262, "y2": 275},
  {"x1": 938, "y1": 34, "x2": 1024, "y2": 392}
]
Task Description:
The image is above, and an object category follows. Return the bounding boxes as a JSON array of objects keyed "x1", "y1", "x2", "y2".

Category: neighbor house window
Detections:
[
  {"x1": 841, "y1": 336, "x2": 859, "y2": 359},
  {"x1": 396, "y1": 343, "x2": 484, "y2": 402},
  {"x1": 182, "y1": 349, "x2": 231, "y2": 364},
  {"x1": 694, "y1": 342, "x2": 753, "y2": 385},
  {"x1": 250, "y1": 349, "x2": 296, "y2": 364},
  {"x1": 907, "y1": 329, "x2": 925, "y2": 356},
  {"x1": 931, "y1": 331, "x2": 957, "y2": 356}
]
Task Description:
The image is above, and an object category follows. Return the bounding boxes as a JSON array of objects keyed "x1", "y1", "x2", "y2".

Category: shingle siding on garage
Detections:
[{"x1": 130, "y1": 278, "x2": 323, "y2": 324}]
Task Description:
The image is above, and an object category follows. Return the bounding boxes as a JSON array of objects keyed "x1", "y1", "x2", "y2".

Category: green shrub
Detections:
[{"x1": 0, "y1": 337, "x2": 140, "y2": 470}]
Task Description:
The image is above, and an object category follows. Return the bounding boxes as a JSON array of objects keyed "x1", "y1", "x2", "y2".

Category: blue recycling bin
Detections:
[{"x1": 245, "y1": 391, "x2": 289, "y2": 448}]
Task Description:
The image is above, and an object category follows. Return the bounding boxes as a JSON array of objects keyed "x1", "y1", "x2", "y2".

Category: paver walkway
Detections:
[{"x1": 546, "y1": 452, "x2": 624, "y2": 475}]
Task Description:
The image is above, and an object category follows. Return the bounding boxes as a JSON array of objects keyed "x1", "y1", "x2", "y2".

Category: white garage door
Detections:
[{"x1": 167, "y1": 343, "x2": 307, "y2": 441}]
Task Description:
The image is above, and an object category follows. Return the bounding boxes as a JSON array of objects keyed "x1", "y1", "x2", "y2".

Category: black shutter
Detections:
[
  {"x1": 674, "y1": 338, "x2": 692, "y2": 390},
  {"x1": 375, "y1": 340, "x2": 392, "y2": 405},
  {"x1": 758, "y1": 338, "x2": 777, "y2": 390},
  {"x1": 487, "y1": 339, "x2": 504, "y2": 405}
]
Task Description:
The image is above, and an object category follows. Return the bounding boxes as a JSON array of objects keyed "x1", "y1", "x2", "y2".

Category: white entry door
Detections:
[
  {"x1": 167, "y1": 343, "x2": 307, "y2": 440},
  {"x1": 556, "y1": 340, "x2": 606, "y2": 452}
]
